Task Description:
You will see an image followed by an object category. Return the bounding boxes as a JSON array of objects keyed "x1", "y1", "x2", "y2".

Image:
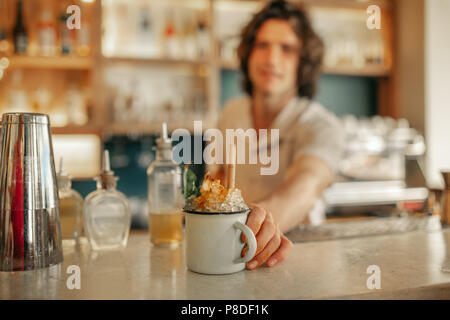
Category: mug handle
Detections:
[{"x1": 233, "y1": 221, "x2": 257, "y2": 264}]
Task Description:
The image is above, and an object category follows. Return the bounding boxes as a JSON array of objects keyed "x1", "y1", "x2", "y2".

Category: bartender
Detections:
[{"x1": 209, "y1": 0, "x2": 345, "y2": 270}]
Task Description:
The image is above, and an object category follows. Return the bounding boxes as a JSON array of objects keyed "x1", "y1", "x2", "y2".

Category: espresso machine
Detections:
[
  {"x1": 287, "y1": 116, "x2": 439, "y2": 243},
  {"x1": 324, "y1": 116, "x2": 429, "y2": 216}
]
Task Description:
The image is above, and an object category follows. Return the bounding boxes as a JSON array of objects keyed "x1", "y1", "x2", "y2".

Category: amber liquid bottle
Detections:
[
  {"x1": 147, "y1": 123, "x2": 184, "y2": 247},
  {"x1": 57, "y1": 158, "x2": 84, "y2": 246}
]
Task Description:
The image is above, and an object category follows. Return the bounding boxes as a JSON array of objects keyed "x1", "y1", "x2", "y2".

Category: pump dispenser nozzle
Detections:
[
  {"x1": 162, "y1": 122, "x2": 168, "y2": 140},
  {"x1": 102, "y1": 150, "x2": 113, "y2": 174},
  {"x1": 57, "y1": 157, "x2": 72, "y2": 190},
  {"x1": 96, "y1": 150, "x2": 118, "y2": 190},
  {"x1": 156, "y1": 122, "x2": 172, "y2": 149},
  {"x1": 59, "y1": 157, "x2": 66, "y2": 176}
]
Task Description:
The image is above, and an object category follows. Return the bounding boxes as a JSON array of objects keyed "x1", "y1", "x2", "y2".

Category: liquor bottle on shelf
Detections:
[
  {"x1": 32, "y1": 86, "x2": 52, "y2": 113},
  {"x1": 59, "y1": 13, "x2": 74, "y2": 54},
  {"x1": 196, "y1": 20, "x2": 209, "y2": 58},
  {"x1": 163, "y1": 10, "x2": 179, "y2": 59},
  {"x1": 0, "y1": 0, "x2": 9, "y2": 56},
  {"x1": 0, "y1": 29, "x2": 12, "y2": 56},
  {"x1": 84, "y1": 150, "x2": 131, "y2": 250},
  {"x1": 76, "y1": 13, "x2": 91, "y2": 57},
  {"x1": 112, "y1": 85, "x2": 128, "y2": 123},
  {"x1": 37, "y1": 8, "x2": 57, "y2": 56},
  {"x1": 136, "y1": 7, "x2": 155, "y2": 58},
  {"x1": 8, "y1": 70, "x2": 31, "y2": 112},
  {"x1": 147, "y1": 123, "x2": 184, "y2": 248},
  {"x1": 57, "y1": 158, "x2": 84, "y2": 246},
  {"x1": 65, "y1": 84, "x2": 88, "y2": 125},
  {"x1": 182, "y1": 13, "x2": 197, "y2": 60},
  {"x1": 13, "y1": 0, "x2": 27, "y2": 54}
]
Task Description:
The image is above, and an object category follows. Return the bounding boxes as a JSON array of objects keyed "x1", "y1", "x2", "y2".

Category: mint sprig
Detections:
[{"x1": 180, "y1": 164, "x2": 201, "y2": 199}]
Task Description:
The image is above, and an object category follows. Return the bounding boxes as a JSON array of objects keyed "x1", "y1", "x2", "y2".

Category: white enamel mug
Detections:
[{"x1": 184, "y1": 209, "x2": 257, "y2": 275}]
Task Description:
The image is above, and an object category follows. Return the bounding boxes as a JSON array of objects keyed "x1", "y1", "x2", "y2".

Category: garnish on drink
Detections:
[{"x1": 184, "y1": 143, "x2": 248, "y2": 213}]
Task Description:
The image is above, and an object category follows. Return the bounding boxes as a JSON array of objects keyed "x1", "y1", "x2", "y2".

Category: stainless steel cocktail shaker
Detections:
[{"x1": 0, "y1": 113, "x2": 63, "y2": 271}]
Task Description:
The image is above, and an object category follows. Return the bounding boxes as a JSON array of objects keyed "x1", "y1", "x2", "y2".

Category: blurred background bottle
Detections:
[
  {"x1": 196, "y1": 20, "x2": 209, "y2": 58},
  {"x1": 58, "y1": 158, "x2": 84, "y2": 246},
  {"x1": 76, "y1": 9, "x2": 91, "y2": 57},
  {"x1": 0, "y1": 0, "x2": 11, "y2": 56},
  {"x1": 37, "y1": 8, "x2": 57, "y2": 56},
  {"x1": 59, "y1": 12, "x2": 74, "y2": 54},
  {"x1": 65, "y1": 83, "x2": 88, "y2": 125},
  {"x1": 13, "y1": 0, "x2": 27, "y2": 54},
  {"x1": 136, "y1": 6, "x2": 155, "y2": 58},
  {"x1": 7, "y1": 69, "x2": 30, "y2": 112},
  {"x1": 163, "y1": 10, "x2": 179, "y2": 59}
]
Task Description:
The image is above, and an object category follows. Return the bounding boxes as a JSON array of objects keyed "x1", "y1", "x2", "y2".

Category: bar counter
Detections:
[{"x1": 2, "y1": 229, "x2": 450, "y2": 299}]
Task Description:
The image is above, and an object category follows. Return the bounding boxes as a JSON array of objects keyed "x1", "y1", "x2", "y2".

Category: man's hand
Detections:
[{"x1": 242, "y1": 203, "x2": 293, "y2": 270}]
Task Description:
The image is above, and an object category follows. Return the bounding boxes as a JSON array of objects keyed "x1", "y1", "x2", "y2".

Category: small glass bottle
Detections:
[
  {"x1": 57, "y1": 158, "x2": 84, "y2": 246},
  {"x1": 84, "y1": 150, "x2": 131, "y2": 250},
  {"x1": 147, "y1": 123, "x2": 184, "y2": 247}
]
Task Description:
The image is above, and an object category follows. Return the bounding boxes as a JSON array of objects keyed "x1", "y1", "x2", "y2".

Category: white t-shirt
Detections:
[{"x1": 208, "y1": 95, "x2": 345, "y2": 223}]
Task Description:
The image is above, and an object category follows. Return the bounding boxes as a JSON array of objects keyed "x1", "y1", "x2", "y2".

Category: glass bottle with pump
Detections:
[
  {"x1": 147, "y1": 123, "x2": 183, "y2": 247},
  {"x1": 57, "y1": 158, "x2": 84, "y2": 246},
  {"x1": 84, "y1": 150, "x2": 131, "y2": 250}
]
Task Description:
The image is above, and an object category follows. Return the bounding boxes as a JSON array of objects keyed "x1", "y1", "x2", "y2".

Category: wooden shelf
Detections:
[
  {"x1": 7, "y1": 56, "x2": 93, "y2": 70},
  {"x1": 215, "y1": 0, "x2": 392, "y2": 11},
  {"x1": 103, "y1": 56, "x2": 212, "y2": 67},
  {"x1": 220, "y1": 59, "x2": 240, "y2": 70},
  {"x1": 51, "y1": 125, "x2": 102, "y2": 135},
  {"x1": 294, "y1": 0, "x2": 392, "y2": 10},
  {"x1": 322, "y1": 65, "x2": 391, "y2": 77},
  {"x1": 105, "y1": 120, "x2": 215, "y2": 135}
]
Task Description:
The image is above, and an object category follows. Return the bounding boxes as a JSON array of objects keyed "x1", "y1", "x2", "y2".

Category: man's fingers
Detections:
[
  {"x1": 241, "y1": 245, "x2": 247, "y2": 257},
  {"x1": 241, "y1": 219, "x2": 275, "y2": 258},
  {"x1": 266, "y1": 235, "x2": 293, "y2": 267},
  {"x1": 253, "y1": 219, "x2": 276, "y2": 256},
  {"x1": 241, "y1": 204, "x2": 266, "y2": 242},
  {"x1": 246, "y1": 232, "x2": 281, "y2": 270}
]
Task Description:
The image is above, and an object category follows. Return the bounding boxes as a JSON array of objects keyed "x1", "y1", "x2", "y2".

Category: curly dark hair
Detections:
[{"x1": 237, "y1": 0, "x2": 324, "y2": 99}]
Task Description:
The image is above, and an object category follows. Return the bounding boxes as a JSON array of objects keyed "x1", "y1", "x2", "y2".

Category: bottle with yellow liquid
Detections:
[
  {"x1": 147, "y1": 123, "x2": 183, "y2": 247},
  {"x1": 57, "y1": 158, "x2": 84, "y2": 246}
]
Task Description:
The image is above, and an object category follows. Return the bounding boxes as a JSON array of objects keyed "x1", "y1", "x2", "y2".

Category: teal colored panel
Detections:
[
  {"x1": 219, "y1": 70, "x2": 377, "y2": 117},
  {"x1": 316, "y1": 74, "x2": 377, "y2": 117},
  {"x1": 72, "y1": 180, "x2": 96, "y2": 198},
  {"x1": 220, "y1": 69, "x2": 244, "y2": 109}
]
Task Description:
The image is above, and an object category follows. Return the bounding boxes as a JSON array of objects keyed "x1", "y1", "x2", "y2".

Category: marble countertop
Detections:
[{"x1": 2, "y1": 229, "x2": 450, "y2": 299}]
